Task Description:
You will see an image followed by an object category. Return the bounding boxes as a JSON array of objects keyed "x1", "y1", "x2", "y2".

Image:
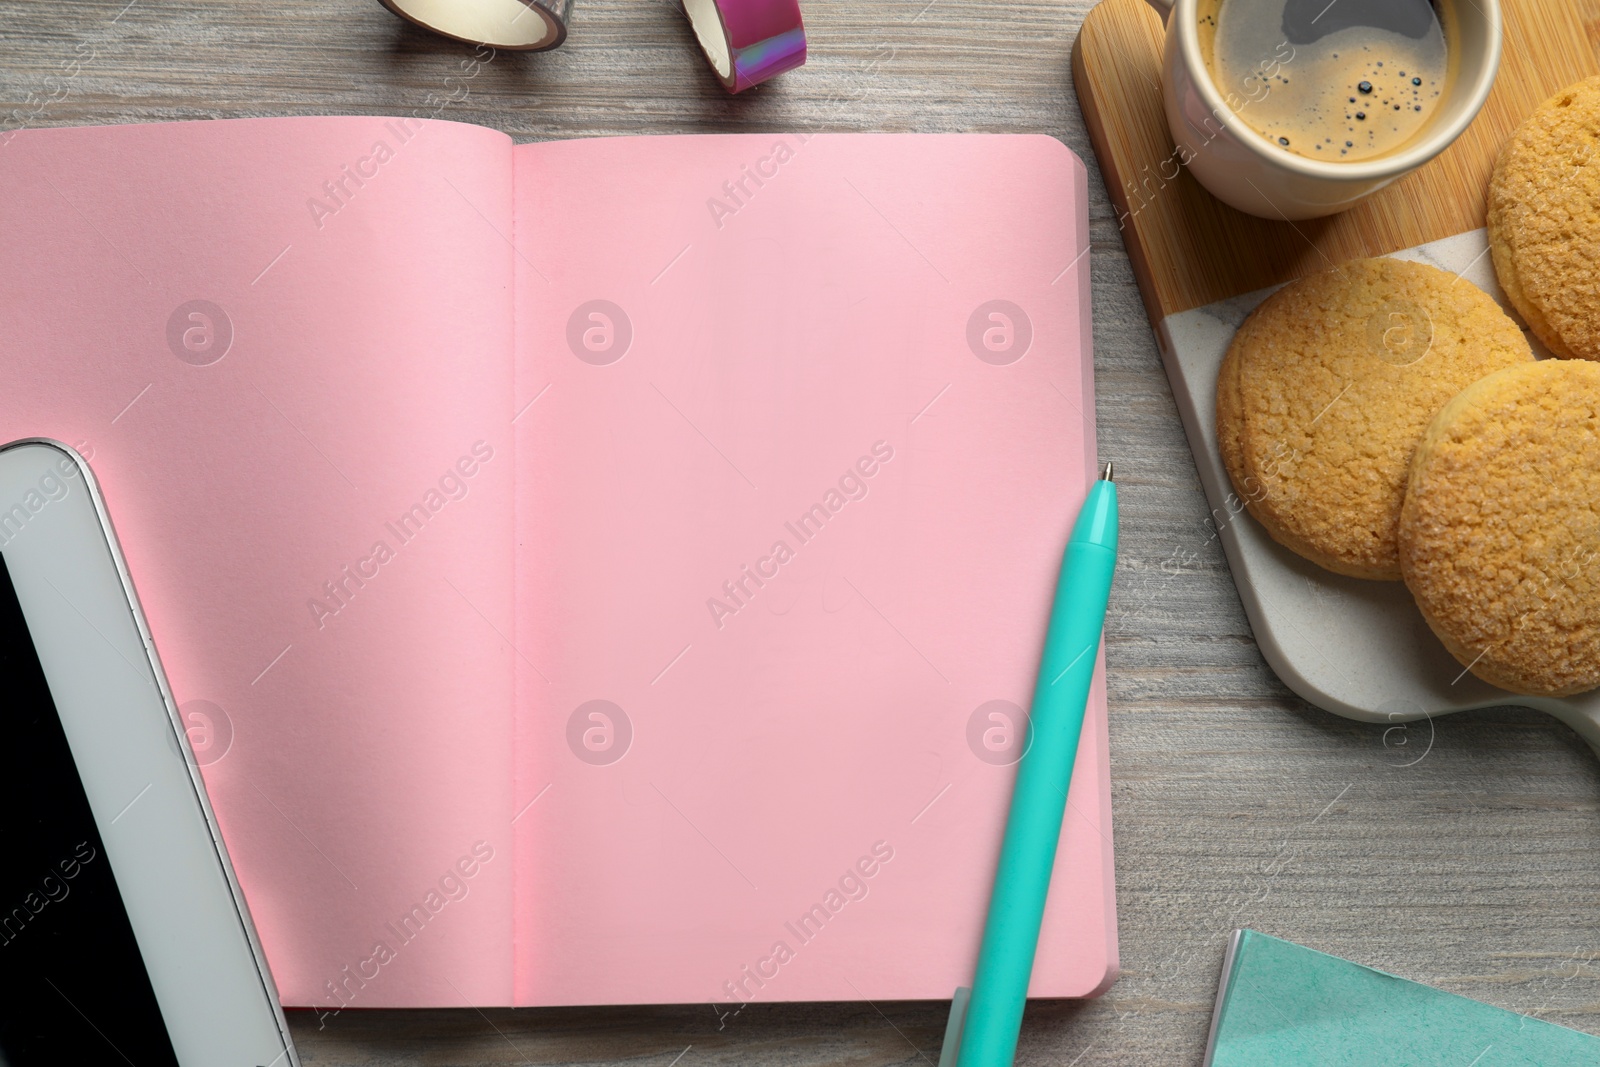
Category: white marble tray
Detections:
[{"x1": 1157, "y1": 229, "x2": 1600, "y2": 755}]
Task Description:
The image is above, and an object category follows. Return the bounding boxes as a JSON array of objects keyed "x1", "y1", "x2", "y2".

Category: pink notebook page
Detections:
[
  {"x1": 514, "y1": 134, "x2": 1115, "y2": 1006},
  {"x1": 0, "y1": 120, "x2": 1114, "y2": 1010},
  {"x1": 0, "y1": 117, "x2": 518, "y2": 1008}
]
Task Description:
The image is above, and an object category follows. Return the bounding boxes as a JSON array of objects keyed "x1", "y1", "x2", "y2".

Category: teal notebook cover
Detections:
[{"x1": 1205, "y1": 930, "x2": 1600, "y2": 1066}]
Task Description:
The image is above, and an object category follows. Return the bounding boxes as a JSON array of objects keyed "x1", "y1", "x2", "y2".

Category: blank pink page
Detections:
[
  {"x1": 513, "y1": 134, "x2": 1115, "y2": 1006},
  {"x1": 0, "y1": 117, "x2": 517, "y2": 1008}
]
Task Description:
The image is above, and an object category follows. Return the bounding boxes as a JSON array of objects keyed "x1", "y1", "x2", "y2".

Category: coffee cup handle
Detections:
[{"x1": 1143, "y1": 0, "x2": 1172, "y2": 18}]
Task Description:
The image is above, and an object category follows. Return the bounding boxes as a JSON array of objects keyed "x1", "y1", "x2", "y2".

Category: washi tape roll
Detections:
[
  {"x1": 682, "y1": 0, "x2": 807, "y2": 92},
  {"x1": 377, "y1": 0, "x2": 573, "y2": 50}
]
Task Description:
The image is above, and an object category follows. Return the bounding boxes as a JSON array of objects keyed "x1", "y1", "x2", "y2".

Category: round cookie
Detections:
[
  {"x1": 1399, "y1": 360, "x2": 1600, "y2": 697},
  {"x1": 1216, "y1": 256, "x2": 1534, "y2": 580},
  {"x1": 1488, "y1": 75, "x2": 1600, "y2": 361}
]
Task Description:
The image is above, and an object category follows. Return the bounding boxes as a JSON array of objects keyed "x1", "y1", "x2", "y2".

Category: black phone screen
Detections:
[{"x1": 0, "y1": 551, "x2": 180, "y2": 1064}]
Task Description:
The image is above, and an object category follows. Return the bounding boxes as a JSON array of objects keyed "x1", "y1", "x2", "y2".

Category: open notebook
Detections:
[{"x1": 0, "y1": 118, "x2": 1112, "y2": 1009}]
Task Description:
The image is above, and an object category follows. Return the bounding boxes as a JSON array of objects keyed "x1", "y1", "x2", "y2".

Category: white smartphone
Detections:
[{"x1": 0, "y1": 440, "x2": 298, "y2": 1066}]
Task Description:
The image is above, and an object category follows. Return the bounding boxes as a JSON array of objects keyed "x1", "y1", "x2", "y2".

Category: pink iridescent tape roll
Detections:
[{"x1": 682, "y1": 0, "x2": 807, "y2": 93}]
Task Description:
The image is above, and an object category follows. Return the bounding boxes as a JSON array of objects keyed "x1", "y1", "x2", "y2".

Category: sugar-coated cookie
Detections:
[
  {"x1": 1216, "y1": 257, "x2": 1533, "y2": 580},
  {"x1": 1400, "y1": 360, "x2": 1600, "y2": 696},
  {"x1": 1489, "y1": 76, "x2": 1600, "y2": 361}
]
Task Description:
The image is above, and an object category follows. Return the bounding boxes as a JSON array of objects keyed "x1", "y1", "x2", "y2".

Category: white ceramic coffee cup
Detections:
[{"x1": 1145, "y1": 0, "x2": 1501, "y2": 220}]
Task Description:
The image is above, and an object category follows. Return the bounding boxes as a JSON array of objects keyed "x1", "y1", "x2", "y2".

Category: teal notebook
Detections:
[{"x1": 1205, "y1": 930, "x2": 1600, "y2": 1066}]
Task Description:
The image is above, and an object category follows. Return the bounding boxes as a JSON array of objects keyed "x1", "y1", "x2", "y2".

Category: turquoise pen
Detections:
[{"x1": 941, "y1": 462, "x2": 1119, "y2": 1067}]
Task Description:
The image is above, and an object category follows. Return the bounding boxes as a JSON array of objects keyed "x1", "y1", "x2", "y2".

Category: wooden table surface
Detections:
[{"x1": 5, "y1": 2, "x2": 1599, "y2": 1063}]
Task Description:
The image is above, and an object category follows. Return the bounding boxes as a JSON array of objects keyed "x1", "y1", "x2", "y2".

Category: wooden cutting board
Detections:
[
  {"x1": 1071, "y1": 0, "x2": 1600, "y2": 742},
  {"x1": 1072, "y1": 0, "x2": 1600, "y2": 325}
]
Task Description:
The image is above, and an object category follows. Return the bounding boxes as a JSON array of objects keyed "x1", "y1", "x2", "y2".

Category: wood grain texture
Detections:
[
  {"x1": 4, "y1": 2, "x2": 1600, "y2": 1064},
  {"x1": 1074, "y1": 0, "x2": 1600, "y2": 321}
]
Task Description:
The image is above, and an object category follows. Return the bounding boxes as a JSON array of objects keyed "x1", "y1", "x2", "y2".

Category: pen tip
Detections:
[{"x1": 1100, "y1": 461, "x2": 1114, "y2": 482}]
